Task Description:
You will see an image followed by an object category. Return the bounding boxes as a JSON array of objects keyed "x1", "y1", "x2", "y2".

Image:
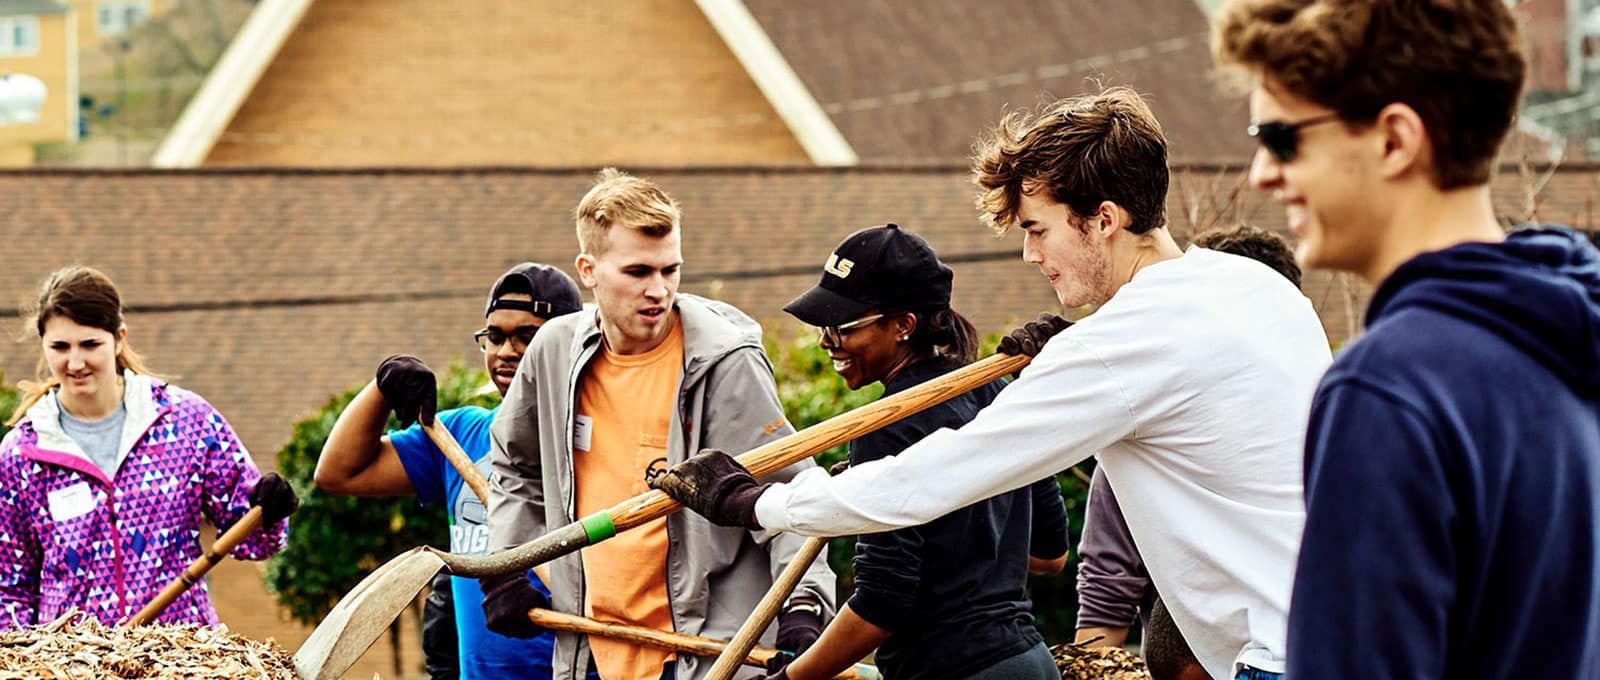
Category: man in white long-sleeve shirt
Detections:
[{"x1": 651, "y1": 87, "x2": 1333, "y2": 680}]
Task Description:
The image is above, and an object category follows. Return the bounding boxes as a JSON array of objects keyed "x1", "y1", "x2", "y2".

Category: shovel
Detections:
[
  {"x1": 127, "y1": 506, "x2": 265, "y2": 627},
  {"x1": 526, "y1": 608, "x2": 881, "y2": 680},
  {"x1": 292, "y1": 352, "x2": 1029, "y2": 680}
]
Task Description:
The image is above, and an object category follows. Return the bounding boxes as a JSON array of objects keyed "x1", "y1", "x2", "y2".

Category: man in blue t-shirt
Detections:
[{"x1": 315, "y1": 263, "x2": 585, "y2": 680}]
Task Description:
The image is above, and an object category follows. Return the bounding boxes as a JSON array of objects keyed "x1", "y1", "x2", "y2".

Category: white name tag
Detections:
[
  {"x1": 573, "y1": 415, "x2": 593, "y2": 452},
  {"x1": 47, "y1": 483, "x2": 96, "y2": 523}
]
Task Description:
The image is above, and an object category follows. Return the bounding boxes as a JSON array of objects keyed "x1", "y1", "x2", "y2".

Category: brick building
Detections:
[{"x1": 0, "y1": 0, "x2": 78, "y2": 166}]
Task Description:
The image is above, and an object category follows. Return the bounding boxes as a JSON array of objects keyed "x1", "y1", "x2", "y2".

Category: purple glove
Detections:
[
  {"x1": 247, "y1": 472, "x2": 299, "y2": 525},
  {"x1": 375, "y1": 354, "x2": 437, "y2": 426},
  {"x1": 480, "y1": 572, "x2": 551, "y2": 639},
  {"x1": 648, "y1": 449, "x2": 769, "y2": 529},
  {"x1": 997, "y1": 313, "x2": 1073, "y2": 357}
]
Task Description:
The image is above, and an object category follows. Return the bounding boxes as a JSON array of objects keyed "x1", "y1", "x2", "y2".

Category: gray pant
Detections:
[{"x1": 965, "y1": 642, "x2": 1057, "y2": 680}]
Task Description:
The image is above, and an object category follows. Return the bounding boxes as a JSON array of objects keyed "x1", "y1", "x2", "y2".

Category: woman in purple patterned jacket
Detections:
[{"x1": 0, "y1": 266, "x2": 296, "y2": 628}]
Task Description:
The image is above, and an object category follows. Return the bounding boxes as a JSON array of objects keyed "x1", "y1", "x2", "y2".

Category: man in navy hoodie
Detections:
[{"x1": 1214, "y1": 1, "x2": 1600, "y2": 678}]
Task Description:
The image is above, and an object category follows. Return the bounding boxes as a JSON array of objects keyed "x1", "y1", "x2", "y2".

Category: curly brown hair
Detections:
[
  {"x1": 1192, "y1": 224, "x2": 1302, "y2": 289},
  {"x1": 1212, "y1": 0, "x2": 1526, "y2": 189},
  {"x1": 971, "y1": 87, "x2": 1169, "y2": 235}
]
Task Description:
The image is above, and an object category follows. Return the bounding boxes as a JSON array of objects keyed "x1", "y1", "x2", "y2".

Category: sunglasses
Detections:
[
  {"x1": 817, "y1": 313, "x2": 885, "y2": 346},
  {"x1": 1247, "y1": 114, "x2": 1341, "y2": 163}
]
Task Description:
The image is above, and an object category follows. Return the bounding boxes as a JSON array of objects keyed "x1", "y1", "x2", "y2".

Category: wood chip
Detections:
[
  {"x1": 0, "y1": 610, "x2": 297, "y2": 679},
  {"x1": 1051, "y1": 641, "x2": 1152, "y2": 680}
]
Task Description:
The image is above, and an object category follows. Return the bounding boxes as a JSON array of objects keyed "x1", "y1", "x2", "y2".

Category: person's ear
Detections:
[
  {"x1": 1096, "y1": 201, "x2": 1129, "y2": 237},
  {"x1": 895, "y1": 313, "x2": 918, "y2": 342},
  {"x1": 1376, "y1": 102, "x2": 1427, "y2": 181},
  {"x1": 574, "y1": 253, "x2": 598, "y2": 289}
]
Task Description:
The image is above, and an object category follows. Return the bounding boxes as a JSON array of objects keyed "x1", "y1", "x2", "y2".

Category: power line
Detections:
[{"x1": 0, "y1": 249, "x2": 1019, "y2": 318}]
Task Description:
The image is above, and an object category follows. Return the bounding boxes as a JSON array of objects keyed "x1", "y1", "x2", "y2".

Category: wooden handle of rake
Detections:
[
  {"x1": 422, "y1": 419, "x2": 491, "y2": 505},
  {"x1": 435, "y1": 352, "x2": 1029, "y2": 577},
  {"x1": 127, "y1": 506, "x2": 264, "y2": 627},
  {"x1": 526, "y1": 608, "x2": 879, "y2": 680},
  {"x1": 706, "y1": 536, "x2": 829, "y2": 680}
]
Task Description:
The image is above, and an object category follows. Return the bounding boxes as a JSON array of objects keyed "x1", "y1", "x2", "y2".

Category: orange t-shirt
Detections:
[{"x1": 574, "y1": 318, "x2": 684, "y2": 680}]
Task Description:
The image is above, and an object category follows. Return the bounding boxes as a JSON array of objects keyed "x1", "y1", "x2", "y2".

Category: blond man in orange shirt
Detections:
[{"x1": 481, "y1": 168, "x2": 836, "y2": 680}]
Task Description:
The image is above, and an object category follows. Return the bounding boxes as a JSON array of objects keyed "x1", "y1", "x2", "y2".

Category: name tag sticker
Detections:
[
  {"x1": 47, "y1": 483, "x2": 96, "y2": 523},
  {"x1": 573, "y1": 414, "x2": 593, "y2": 452}
]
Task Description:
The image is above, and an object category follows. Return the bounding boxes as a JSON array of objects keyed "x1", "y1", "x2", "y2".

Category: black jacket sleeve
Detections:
[
  {"x1": 1028, "y1": 476, "x2": 1070, "y2": 560},
  {"x1": 844, "y1": 424, "x2": 927, "y2": 632}
]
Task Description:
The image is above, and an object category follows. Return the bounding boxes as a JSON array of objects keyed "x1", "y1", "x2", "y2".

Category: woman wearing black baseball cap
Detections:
[{"x1": 770, "y1": 224, "x2": 1070, "y2": 680}]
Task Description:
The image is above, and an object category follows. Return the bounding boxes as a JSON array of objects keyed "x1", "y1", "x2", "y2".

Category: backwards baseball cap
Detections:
[
  {"x1": 485, "y1": 262, "x2": 583, "y2": 318},
  {"x1": 783, "y1": 224, "x2": 953, "y2": 327}
]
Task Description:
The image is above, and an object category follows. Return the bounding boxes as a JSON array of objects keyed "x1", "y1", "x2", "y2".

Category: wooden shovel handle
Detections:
[
  {"x1": 526, "y1": 608, "x2": 878, "y2": 680},
  {"x1": 422, "y1": 420, "x2": 491, "y2": 506},
  {"x1": 705, "y1": 536, "x2": 829, "y2": 680},
  {"x1": 608, "y1": 352, "x2": 1028, "y2": 530},
  {"x1": 437, "y1": 352, "x2": 1029, "y2": 577},
  {"x1": 127, "y1": 506, "x2": 264, "y2": 627}
]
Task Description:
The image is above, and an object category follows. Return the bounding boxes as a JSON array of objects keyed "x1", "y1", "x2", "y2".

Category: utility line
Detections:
[{"x1": 0, "y1": 249, "x2": 1018, "y2": 318}]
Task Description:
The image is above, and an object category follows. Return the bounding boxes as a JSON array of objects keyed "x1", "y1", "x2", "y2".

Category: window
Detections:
[
  {"x1": 96, "y1": 1, "x2": 150, "y2": 37},
  {"x1": 0, "y1": 17, "x2": 39, "y2": 58}
]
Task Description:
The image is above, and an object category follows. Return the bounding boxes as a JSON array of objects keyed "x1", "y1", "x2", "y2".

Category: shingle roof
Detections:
[{"x1": 744, "y1": 0, "x2": 1254, "y2": 163}]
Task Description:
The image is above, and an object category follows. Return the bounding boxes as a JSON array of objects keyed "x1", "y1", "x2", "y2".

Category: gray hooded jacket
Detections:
[{"x1": 488, "y1": 294, "x2": 836, "y2": 680}]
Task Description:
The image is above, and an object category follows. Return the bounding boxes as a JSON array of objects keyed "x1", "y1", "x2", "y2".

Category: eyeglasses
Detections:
[
  {"x1": 817, "y1": 313, "x2": 884, "y2": 346},
  {"x1": 1247, "y1": 114, "x2": 1341, "y2": 163},
  {"x1": 473, "y1": 326, "x2": 539, "y2": 353}
]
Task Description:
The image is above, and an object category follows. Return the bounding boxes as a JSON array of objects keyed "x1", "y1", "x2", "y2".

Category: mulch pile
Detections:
[
  {"x1": 0, "y1": 610, "x2": 297, "y2": 679},
  {"x1": 1051, "y1": 641, "x2": 1152, "y2": 680}
]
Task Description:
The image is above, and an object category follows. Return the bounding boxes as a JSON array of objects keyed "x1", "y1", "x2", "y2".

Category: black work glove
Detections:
[
  {"x1": 997, "y1": 313, "x2": 1073, "y2": 357},
  {"x1": 765, "y1": 603, "x2": 823, "y2": 674},
  {"x1": 376, "y1": 354, "x2": 437, "y2": 427},
  {"x1": 248, "y1": 472, "x2": 299, "y2": 525},
  {"x1": 761, "y1": 665, "x2": 791, "y2": 680},
  {"x1": 648, "y1": 449, "x2": 769, "y2": 530},
  {"x1": 480, "y1": 571, "x2": 551, "y2": 639}
]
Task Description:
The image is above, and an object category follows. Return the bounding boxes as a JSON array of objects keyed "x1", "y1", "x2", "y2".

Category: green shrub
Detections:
[{"x1": 0, "y1": 372, "x2": 20, "y2": 441}]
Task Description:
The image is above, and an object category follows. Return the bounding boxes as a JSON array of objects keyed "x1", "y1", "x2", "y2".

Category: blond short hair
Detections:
[{"x1": 574, "y1": 168, "x2": 681, "y2": 255}]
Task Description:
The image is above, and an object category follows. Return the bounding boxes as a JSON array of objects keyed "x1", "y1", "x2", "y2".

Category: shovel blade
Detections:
[{"x1": 293, "y1": 547, "x2": 445, "y2": 680}]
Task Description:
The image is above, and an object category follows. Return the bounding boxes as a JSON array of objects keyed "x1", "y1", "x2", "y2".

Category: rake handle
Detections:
[
  {"x1": 526, "y1": 608, "x2": 878, "y2": 680},
  {"x1": 437, "y1": 352, "x2": 1029, "y2": 577},
  {"x1": 705, "y1": 536, "x2": 829, "y2": 680},
  {"x1": 422, "y1": 420, "x2": 491, "y2": 506},
  {"x1": 127, "y1": 506, "x2": 264, "y2": 627}
]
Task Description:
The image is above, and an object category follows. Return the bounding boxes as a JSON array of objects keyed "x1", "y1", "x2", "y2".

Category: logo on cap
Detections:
[{"x1": 824, "y1": 253, "x2": 854, "y2": 278}]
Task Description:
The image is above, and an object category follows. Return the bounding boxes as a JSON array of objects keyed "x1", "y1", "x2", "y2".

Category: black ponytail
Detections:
[{"x1": 906, "y1": 307, "x2": 979, "y2": 365}]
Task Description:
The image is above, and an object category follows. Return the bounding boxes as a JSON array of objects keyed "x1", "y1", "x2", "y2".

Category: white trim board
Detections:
[
  {"x1": 695, "y1": 0, "x2": 858, "y2": 166},
  {"x1": 150, "y1": 0, "x2": 314, "y2": 168}
]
